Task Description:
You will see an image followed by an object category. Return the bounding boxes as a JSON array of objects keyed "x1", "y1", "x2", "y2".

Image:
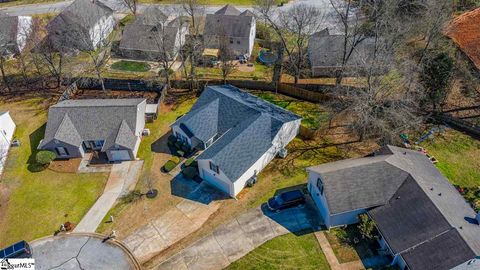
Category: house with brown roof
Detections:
[{"x1": 446, "y1": 8, "x2": 480, "y2": 70}]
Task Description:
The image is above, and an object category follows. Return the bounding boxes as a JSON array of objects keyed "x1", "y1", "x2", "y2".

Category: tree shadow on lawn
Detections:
[{"x1": 27, "y1": 123, "x2": 47, "y2": 173}]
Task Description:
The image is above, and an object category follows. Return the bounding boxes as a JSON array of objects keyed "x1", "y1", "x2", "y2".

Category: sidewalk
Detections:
[{"x1": 74, "y1": 161, "x2": 143, "y2": 233}]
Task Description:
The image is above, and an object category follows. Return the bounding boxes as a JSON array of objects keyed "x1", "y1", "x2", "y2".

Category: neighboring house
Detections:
[
  {"x1": 307, "y1": 145, "x2": 480, "y2": 270},
  {"x1": 38, "y1": 99, "x2": 148, "y2": 162},
  {"x1": 118, "y1": 7, "x2": 188, "y2": 61},
  {"x1": 446, "y1": 8, "x2": 480, "y2": 70},
  {"x1": 0, "y1": 112, "x2": 15, "y2": 176},
  {"x1": 171, "y1": 85, "x2": 301, "y2": 197},
  {"x1": 43, "y1": 0, "x2": 115, "y2": 52},
  {"x1": 204, "y1": 5, "x2": 256, "y2": 58},
  {"x1": 307, "y1": 28, "x2": 387, "y2": 77},
  {"x1": 0, "y1": 15, "x2": 33, "y2": 57}
]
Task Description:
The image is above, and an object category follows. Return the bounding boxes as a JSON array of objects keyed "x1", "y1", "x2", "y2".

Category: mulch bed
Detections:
[{"x1": 48, "y1": 158, "x2": 82, "y2": 173}]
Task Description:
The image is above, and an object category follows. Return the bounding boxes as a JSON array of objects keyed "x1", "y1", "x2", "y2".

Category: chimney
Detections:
[{"x1": 476, "y1": 212, "x2": 480, "y2": 225}]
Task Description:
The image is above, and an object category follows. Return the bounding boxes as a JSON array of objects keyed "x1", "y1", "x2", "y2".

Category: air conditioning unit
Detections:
[
  {"x1": 142, "y1": 129, "x2": 151, "y2": 136},
  {"x1": 278, "y1": 148, "x2": 288, "y2": 158}
]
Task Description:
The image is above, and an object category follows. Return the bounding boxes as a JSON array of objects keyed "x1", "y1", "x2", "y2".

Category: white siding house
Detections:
[
  {"x1": 171, "y1": 85, "x2": 302, "y2": 198},
  {"x1": 0, "y1": 112, "x2": 16, "y2": 176}
]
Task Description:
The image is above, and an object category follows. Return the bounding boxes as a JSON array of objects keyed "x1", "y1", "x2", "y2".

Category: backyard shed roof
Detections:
[
  {"x1": 40, "y1": 98, "x2": 146, "y2": 152},
  {"x1": 173, "y1": 85, "x2": 301, "y2": 181}
]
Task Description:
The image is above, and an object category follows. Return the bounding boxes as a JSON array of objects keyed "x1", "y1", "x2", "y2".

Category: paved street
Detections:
[
  {"x1": 0, "y1": 0, "x2": 344, "y2": 33},
  {"x1": 156, "y1": 204, "x2": 319, "y2": 270},
  {"x1": 31, "y1": 233, "x2": 140, "y2": 270},
  {"x1": 74, "y1": 161, "x2": 143, "y2": 233}
]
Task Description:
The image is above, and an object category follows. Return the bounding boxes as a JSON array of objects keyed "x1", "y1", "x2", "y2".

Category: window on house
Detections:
[
  {"x1": 209, "y1": 161, "x2": 219, "y2": 174},
  {"x1": 229, "y1": 38, "x2": 233, "y2": 44},
  {"x1": 316, "y1": 177, "x2": 324, "y2": 195},
  {"x1": 237, "y1": 40, "x2": 240, "y2": 44},
  {"x1": 55, "y1": 146, "x2": 69, "y2": 157}
]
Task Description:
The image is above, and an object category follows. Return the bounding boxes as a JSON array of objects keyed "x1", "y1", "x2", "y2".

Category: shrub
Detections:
[
  {"x1": 174, "y1": 141, "x2": 182, "y2": 149},
  {"x1": 177, "y1": 150, "x2": 185, "y2": 157},
  {"x1": 182, "y1": 167, "x2": 198, "y2": 179},
  {"x1": 163, "y1": 160, "x2": 177, "y2": 172},
  {"x1": 170, "y1": 156, "x2": 181, "y2": 164},
  {"x1": 180, "y1": 143, "x2": 190, "y2": 153},
  {"x1": 168, "y1": 134, "x2": 177, "y2": 143},
  {"x1": 36, "y1": 150, "x2": 57, "y2": 166},
  {"x1": 184, "y1": 157, "x2": 196, "y2": 167},
  {"x1": 252, "y1": 75, "x2": 259, "y2": 81}
]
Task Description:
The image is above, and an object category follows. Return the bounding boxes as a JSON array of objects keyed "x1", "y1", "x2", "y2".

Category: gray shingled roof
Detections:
[
  {"x1": 0, "y1": 16, "x2": 19, "y2": 55},
  {"x1": 215, "y1": 4, "x2": 241, "y2": 16},
  {"x1": 119, "y1": 7, "x2": 182, "y2": 57},
  {"x1": 308, "y1": 28, "x2": 377, "y2": 68},
  {"x1": 173, "y1": 85, "x2": 300, "y2": 181},
  {"x1": 40, "y1": 99, "x2": 145, "y2": 152},
  {"x1": 204, "y1": 6, "x2": 254, "y2": 38},
  {"x1": 308, "y1": 145, "x2": 480, "y2": 270},
  {"x1": 45, "y1": 0, "x2": 113, "y2": 51}
]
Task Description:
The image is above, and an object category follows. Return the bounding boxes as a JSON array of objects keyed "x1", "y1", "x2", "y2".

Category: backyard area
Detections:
[
  {"x1": 0, "y1": 97, "x2": 109, "y2": 246},
  {"x1": 226, "y1": 230, "x2": 331, "y2": 270}
]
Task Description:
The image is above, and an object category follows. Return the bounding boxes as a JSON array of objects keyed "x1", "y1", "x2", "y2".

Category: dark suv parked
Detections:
[{"x1": 267, "y1": 190, "x2": 305, "y2": 212}]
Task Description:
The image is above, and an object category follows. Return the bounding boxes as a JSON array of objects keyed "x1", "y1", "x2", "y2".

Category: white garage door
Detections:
[
  {"x1": 202, "y1": 169, "x2": 230, "y2": 195},
  {"x1": 110, "y1": 150, "x2": 131, "y2": 161}
]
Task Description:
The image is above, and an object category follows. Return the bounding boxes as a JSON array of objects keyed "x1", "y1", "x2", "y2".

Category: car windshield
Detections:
[{"x1": 275, "y1": 196, "x2": 284, "y2": 205}]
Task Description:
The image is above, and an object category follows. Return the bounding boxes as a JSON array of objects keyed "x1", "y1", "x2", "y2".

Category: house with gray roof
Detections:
[
  {"x1": 39, "y1": 99, "x2": 147, "y2": 162},
  {"x1": 43, "y1": 0, "x2": 115, "y2": 52},
  {"x1": 203, "y1": 5, "x2": 256, "y2": 58},
  {"x1": 118, "y1": 7, "x2": 188, "y2": 61},
  {"x1": 307, "y1": 145, "x2": 480, "y2": 270},
  {"x1": 0, "y1": 15, "x2": 33, "y2": 57},
  {"x1": 307, "y1": 28, "x2": 388, "y2": 77},
  {"x1": 171, "y1": 85, "x2": 301, "y2": 197}
]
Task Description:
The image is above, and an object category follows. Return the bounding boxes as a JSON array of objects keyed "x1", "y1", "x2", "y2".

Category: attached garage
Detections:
[{"x1": 110, "y1": 150, "x2": 131, "y2": 161}]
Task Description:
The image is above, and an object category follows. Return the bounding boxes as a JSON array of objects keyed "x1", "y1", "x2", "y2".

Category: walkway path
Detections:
[
  {"x1": 74, "y1": 161, "x2": 143, "y2": 233},
  {"x1": 156, "y1": 205, "x2": 318, "y2": 270},
  {"x1": 122, "y1": 178, "x2": 224, "y2": 263},
  {"x1": 315, "y1": 231, "x2": 365, "y2": 270}
]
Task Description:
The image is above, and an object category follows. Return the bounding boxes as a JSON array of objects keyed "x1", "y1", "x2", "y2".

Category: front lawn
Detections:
[
  {"x1": 226, "y1": 230, "x2": 331, "y2": 270},
  {"x1": 111, "y1": 60, "x2": 151, "y2": 72},
  {"x1": 421, "y1": 129, "x2": 480, "y2": 188},
  {"x1": 0, "y1": 98, "x2": 109, "y2": 246}
]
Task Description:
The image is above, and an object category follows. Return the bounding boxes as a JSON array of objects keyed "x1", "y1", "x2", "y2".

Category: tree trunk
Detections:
[{"x1": 0, "y1": 56, "x2": 11, "y2": 93}]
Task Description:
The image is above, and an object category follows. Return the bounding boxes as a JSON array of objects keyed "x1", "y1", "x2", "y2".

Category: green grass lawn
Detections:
[
  {"x1": 251, "y1": 91, "x2": 330, "y2": 130},
  {"x1": 421, "y1": 129, "x2": 480, "y2": 188},
  {"x1": 226, "y1": 230, "x2": 331, "y2": 270},
  {"x1": 111, "y1": 60, "x2": 151, "y2": 72},
  {"x1": 0, "y1": 98, "x2": 109, "y2": 246}
]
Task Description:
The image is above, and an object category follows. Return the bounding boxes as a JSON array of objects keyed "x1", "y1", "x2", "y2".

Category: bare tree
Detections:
[
  {"x1": 147, "y1": 13, "x2": 188, "y2": 88},
  {"x1": 326, "y1": 0, "x2": 425, "y2": 144},
  {"x1": 255, "y1": 1, "x2": 326, "y2": 85},
  {"x1": 178, "y1": 0, "x2": 204, "y2": 90},
  {"x1": 328, "y1": 0, "x2": 369, "y2": 85},
  {"x1": 218, "y1": 33, "x2": 238, "y2": 84},
  {"x1": 121, "y1": 0, "x2": 138, "y2": 15}
]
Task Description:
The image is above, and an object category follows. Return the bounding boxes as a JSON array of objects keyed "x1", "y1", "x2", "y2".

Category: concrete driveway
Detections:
[
  {"x1": 30, "y1": 233, "x2": 140, "y2": 270},
  {"x1": 122, "y1": 175, "x2": 226, "y2": 263},
  {"x1": 156, "y1": 203, "x2": 319, "y2": 270},
  {"x1": 74, "y1": 161, "x2": 143, "y2": 233}
]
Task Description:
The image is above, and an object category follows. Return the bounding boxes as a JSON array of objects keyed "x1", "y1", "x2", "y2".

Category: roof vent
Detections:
[
  {"x1": 438, "y1": 193, "x2": 442, "y2": 196},
  {"x1": 430, "y1": 187, "x2": 434, "y2": 191},
  {"x1": 396, "y1": 196, "x2": 401, "y2": 200}
]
